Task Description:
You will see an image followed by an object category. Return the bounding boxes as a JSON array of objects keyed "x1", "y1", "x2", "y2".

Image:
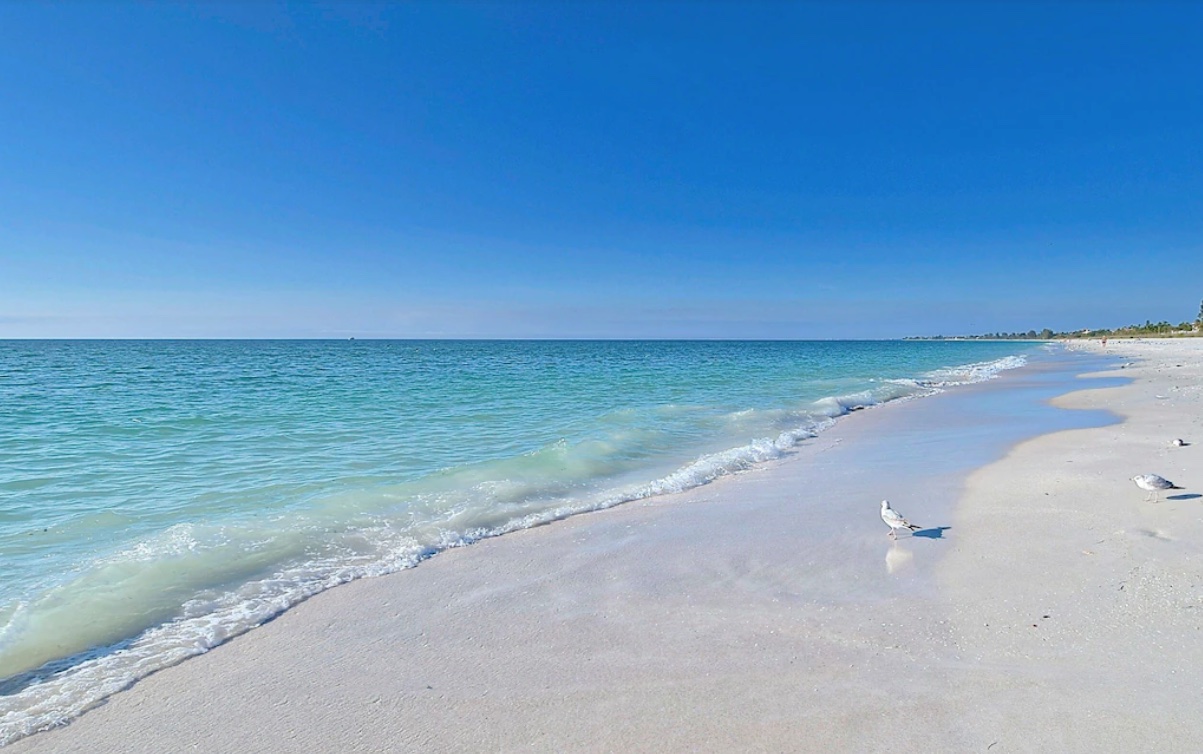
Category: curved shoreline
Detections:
[
  {"x1": 10, "y1": 343, "x2": 1191, "y2": 752},
  {"x1": 937, "y1": 339, "x2": 1203, "y2": 750}
]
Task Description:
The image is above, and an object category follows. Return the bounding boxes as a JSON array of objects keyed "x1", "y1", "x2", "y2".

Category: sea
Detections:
[{"x1": 0, "y1": 338, "x2": 1042, "y2": 742}]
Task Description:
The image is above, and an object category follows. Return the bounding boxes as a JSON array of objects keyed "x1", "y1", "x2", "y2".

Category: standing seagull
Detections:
[
  {"x1": 1131, "y1": 474, "x2": 1184, "y2": 502},
  {"x1": 880, "y1": 500, "x2": 921, "y2": 539}
]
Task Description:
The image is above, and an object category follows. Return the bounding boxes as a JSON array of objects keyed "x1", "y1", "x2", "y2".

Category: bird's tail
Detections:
[
  {"x1": 907, "y1": 523, "x2": 921, "y2": 530},
  {"x1": 1171, "y1": 484, "x2": 1185, "y2": 490}
]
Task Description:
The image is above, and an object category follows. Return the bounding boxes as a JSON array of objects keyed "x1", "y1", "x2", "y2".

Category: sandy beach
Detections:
[
  {"x1": 9, "y1": 339, "x2": 1203, "y2": 752},
  {"x1": 939, "y1": 338, "x2": 1203, "y2": 751}
]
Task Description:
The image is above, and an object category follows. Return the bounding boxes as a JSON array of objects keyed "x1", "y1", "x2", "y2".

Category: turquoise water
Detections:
[{"x1": 0, "y1": 339, "x2": 1037, "y2": 740}]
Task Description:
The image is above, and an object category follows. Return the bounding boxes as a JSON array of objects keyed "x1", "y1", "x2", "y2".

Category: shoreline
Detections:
[
  {"x1": 938, "y1": 339, "x2": 1203, "y2": 750},
  {"x1": 9, "y1": 341, "x2": 1202, "y2": 751}
]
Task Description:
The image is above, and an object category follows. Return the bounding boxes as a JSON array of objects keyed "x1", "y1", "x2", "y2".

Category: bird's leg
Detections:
[{"x1": 888, "y1": 529, "x2": 896, "y2": 539}]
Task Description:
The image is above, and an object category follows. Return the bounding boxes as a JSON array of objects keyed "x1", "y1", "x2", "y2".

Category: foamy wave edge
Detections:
[{"x1": 0, "y1": 351, "x2": 1027, "y2": 745}]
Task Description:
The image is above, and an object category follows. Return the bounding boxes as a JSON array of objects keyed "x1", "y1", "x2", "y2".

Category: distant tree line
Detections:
[{"x1": 905, "y1": 300, "x2": 1203, "y2": 341}]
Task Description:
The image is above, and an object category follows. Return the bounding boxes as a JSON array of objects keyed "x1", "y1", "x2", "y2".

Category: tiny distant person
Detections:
[{"x1": 1102, "y1": 336, "x2": 1107, "y2": 347}]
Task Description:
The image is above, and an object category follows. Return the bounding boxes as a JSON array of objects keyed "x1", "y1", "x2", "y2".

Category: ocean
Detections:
[{"x1": 0, "y1": 339, "x2": 1039, "y2": 741}]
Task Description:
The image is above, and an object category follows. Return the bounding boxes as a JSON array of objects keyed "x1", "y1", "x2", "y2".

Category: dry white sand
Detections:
[
  {"x1": 938, "y1": 338, "x2": 1203, "y2": 751},
  {"x1": 9, "y1": 339, "x2": 1203, "y2": 752}
]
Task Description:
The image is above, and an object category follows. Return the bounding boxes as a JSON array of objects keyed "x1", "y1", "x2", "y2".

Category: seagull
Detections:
[
  {"x1": 1172, "y1": 438, "x2": 1188, "y2": 447},
  {"x1": 880, "y1": 500, "x2": 921, "y2": 539},
  {"x1": 1131, "y1": 474, "x2": 1184, "y2": 502}
]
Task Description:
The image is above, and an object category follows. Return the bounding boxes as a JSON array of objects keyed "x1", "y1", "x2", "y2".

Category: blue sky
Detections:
[{"x1": 2, "y1": 1, "x2": 1200, "y2": 338}]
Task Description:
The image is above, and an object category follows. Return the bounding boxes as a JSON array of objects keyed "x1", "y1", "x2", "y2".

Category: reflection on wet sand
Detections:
[{"x1": 885, "y1": 542, "x2": 914, "y2": 574}]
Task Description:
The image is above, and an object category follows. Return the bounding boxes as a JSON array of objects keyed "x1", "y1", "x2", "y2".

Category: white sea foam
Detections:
[
  {"x1": 0, "y1": 350, "x2": 1032, "y2": 745},
  {"x1": 919, "y1": 354, "x2": 1027, "y2": 387}
]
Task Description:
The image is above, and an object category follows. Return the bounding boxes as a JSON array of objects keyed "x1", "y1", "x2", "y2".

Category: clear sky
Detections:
[{"x1": 2, "y1": 1, "x2": 1200, "y2": 339}]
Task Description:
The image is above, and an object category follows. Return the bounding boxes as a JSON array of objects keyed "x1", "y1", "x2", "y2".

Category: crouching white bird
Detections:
[
  {"x1": 1131, "y1": 473, "x2": 1184, "y2": 502},
  {"x1": 880, "y1": 500, "x2": 921, "y2": 539}
]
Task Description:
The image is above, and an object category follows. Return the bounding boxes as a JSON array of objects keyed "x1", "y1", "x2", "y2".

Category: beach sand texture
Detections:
[{"x1": 9, "y1": 339, "x2": 1203, "y2": 753}]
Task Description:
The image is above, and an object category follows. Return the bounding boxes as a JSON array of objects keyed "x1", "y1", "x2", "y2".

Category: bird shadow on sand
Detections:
[
  {"x1": 912, "y1": 526, "x2": 951, "y2": 539},
  {"x1": 1166, "y1": 493, "x2": 1201, "y2": 501}
]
